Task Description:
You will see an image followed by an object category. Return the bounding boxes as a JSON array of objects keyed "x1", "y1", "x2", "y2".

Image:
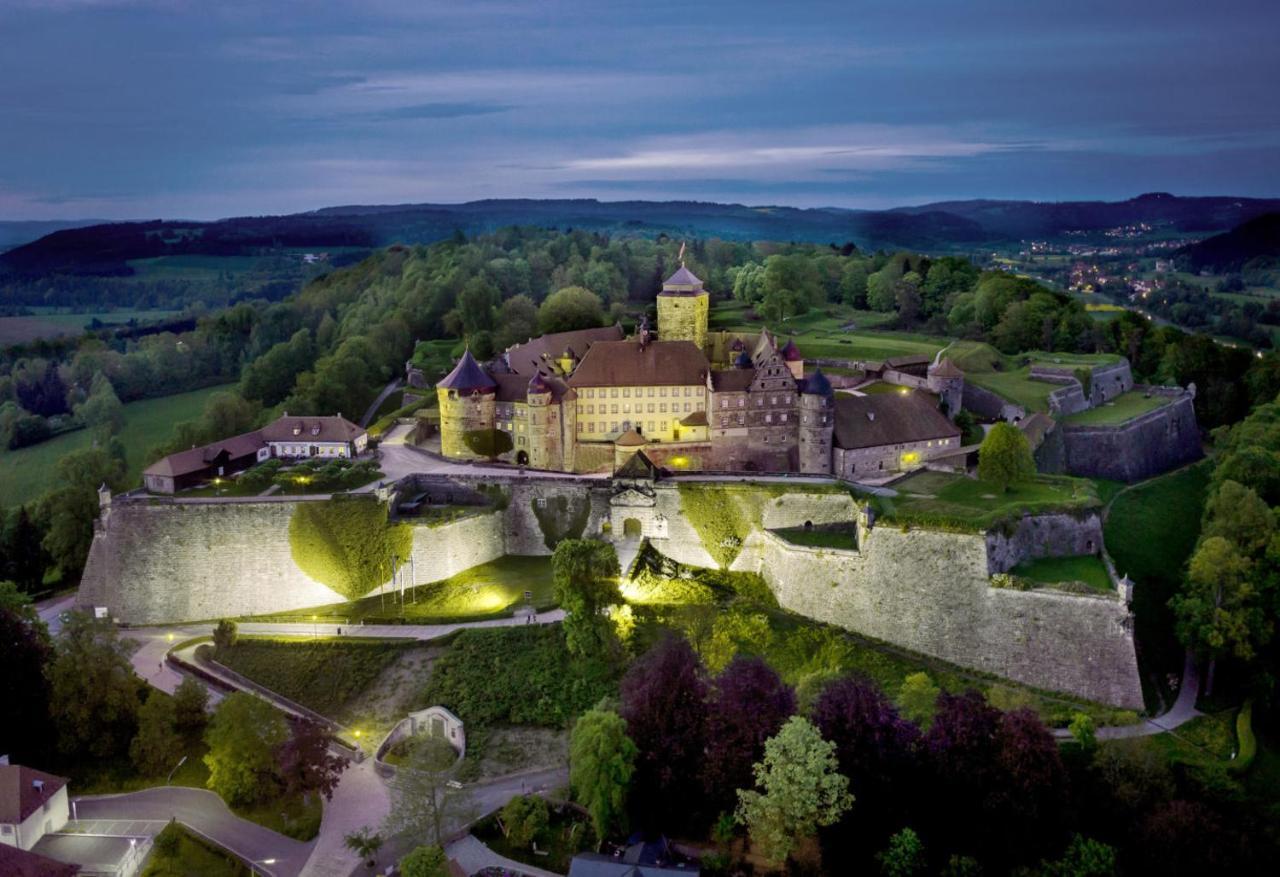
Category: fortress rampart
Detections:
[{"x1": 79, "y1": 474, "x2": 1142, "y2": 706}]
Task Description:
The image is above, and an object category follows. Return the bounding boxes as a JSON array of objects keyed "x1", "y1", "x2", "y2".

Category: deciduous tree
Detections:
[
  {"x1": 277, "y1": 719, "x2": 349, "y2": 802},
  {"x1": 399, "y1": 844, "x2": 448, "y2": 877},
  {"x1": 735, "y1": 716, "x2": 853, "y2": 867},
  {"x1": 703, "y1": 657, "x2": 795, "y2": 815},
  {"x1": 552, "y1": 539, "x2": 621, "y2": 659},
  {"x1": 130, "y1": 693, "x2": 183, "y2": 777},
  {"x1": 500, "y1": 794, "x2": 549, "y2": 849},
  {"x1": 978, "y1": 422, "x2": 1036, "y2": 492},
  {"x1": 48, "y1": 611, "x2": 140, "y2": 757},
  {"x1": 569, "y1": 706, "x2": 636, "y2": 842},
  {"x1": 203, "y1": 692, "x2": 288, "y2": 805},
  {"x1": 0, "y1": 583, "x2": 54, "y2": 762},
  {"x1": 620, "y1": 635, "x2": 708, "y2": 831},
  {"x1": 172, "y1": 677, "x2": 210, "y2": 733},
  {"x1": 538, "y1": 286, "x2": 604, "y2": 334}
]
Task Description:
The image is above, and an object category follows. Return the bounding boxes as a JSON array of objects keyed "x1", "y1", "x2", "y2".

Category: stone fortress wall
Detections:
[
  {"x1": 1059, "y1": 391, "x2": 1201, "y2": 482},
  {"x1": 79, "y1": 474, "x2": 1142, "y2": 706}
]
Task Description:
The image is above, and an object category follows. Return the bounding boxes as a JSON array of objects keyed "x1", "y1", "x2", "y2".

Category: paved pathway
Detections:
[
  {"x1": 73, "y1": 787, "x2": 314, "y2": 877},
  {"x1": 1053, "y1": 650, "x2": 1200, "y2": 741},
  {"x1": 299, "y1": 759, "x2": 389, "y2": 877},
  {"x1": 445, "y1": 834, "x2": 564, "y2": 877},
  {"x1": 36, "y1": 593, "x2": 76, "y2": 637}
]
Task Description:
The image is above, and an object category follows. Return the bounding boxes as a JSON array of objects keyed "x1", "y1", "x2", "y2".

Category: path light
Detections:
[{"x1": 166, "y1": 633, "x2": 174, "y2": 642}]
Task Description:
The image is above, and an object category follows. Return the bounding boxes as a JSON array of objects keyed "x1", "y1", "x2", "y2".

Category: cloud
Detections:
[{"x1": 366, "y1": 101, "x2": 515, "y2": 121}]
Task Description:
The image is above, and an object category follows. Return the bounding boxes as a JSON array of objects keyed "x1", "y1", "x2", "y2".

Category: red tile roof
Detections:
[
  {"x1": 568, "y1": 340, "x2": 708, "y2": 388},
  {"x1": 260, "y1": 415, "x2": 365, "y2": 444},
  {"x1": 0, "y1": 765, "x2": 67, "y2": 824},
  {"x1": 0, "y1": 845, "x2": 79, "y2": 877},
  {"x1": 142, "y1": 431, "x2": 264, "y2": 479}
]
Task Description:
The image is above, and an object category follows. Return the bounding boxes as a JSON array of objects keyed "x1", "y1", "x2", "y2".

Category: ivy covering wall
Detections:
[
  {"x1": 678, "y1": 484, "x2": 759, "y2": 569},
  {"x1": 288, "y1": 496, "x2": 413, "y2": 600},
  {"x1": 531, "y1": 494, "x2": 591, "y2": 550}
]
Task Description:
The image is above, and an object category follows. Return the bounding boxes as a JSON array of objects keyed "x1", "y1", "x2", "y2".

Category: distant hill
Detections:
[
  {"x1": 0, "y1": 219, "x2": 106, "y2": 253},
  {"x1": 889, "y1": 193, "x2": 1280, "y2": 238},
  {"x1": 5, "y1": 193, "x2": 1280, "y2": 282},
  {"x1": 1175, "y1": 212, "x2": 1280, "y2": 273}
]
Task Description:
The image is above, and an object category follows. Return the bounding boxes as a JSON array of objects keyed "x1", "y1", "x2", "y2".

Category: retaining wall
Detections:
[{"x1": 1061, "y1": 394, "x2": 1201, "y2": 482}]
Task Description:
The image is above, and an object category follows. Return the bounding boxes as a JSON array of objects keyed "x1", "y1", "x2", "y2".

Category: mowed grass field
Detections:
[
  {"x1": 1060, "y1": 391, "x2": 1172, "y2": 426},
  {"x1": 884, "y1": 470, "x2": 1100, "y2": 530},
  {"x1": 1103, "y1": 460, "x2": 1212, "y2": 708},
  {"x1": 709, "y1": 302, "x2": 946, "y2": 361},
  {"x1": 0, "y1": 383, "x2": 234, "y2": 507},
  {"x1": 247, "y1": 555, "x2": 557, "y2": 624}
]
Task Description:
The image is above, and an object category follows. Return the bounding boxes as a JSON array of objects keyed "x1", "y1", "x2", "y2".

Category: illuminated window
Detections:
[{"x1": 623, "y1": 388, "x2": 630, "y2": 398}]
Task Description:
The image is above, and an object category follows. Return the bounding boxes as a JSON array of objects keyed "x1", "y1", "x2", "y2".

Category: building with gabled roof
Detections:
[{"x1": 0, "y1": 765, "x2": 68, "y2": 853}]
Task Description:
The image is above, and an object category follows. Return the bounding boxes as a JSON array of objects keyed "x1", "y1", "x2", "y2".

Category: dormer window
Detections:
[
  {"x1": 292, "y1": 425, "x2": 301, "y2": 435},
  {"x1": 311, "y1": 425, "x2": 321, "y2": 436}
]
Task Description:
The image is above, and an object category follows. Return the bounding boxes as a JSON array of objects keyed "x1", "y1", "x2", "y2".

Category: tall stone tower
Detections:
[
  {"x1": 436, "y1": 349, "x2": 497, "y2": 459},
  {"x1": 657, "y1": 264, "x2": 709, "y2": 352},
  {"x1": 799, "y1": 368, "x2": 835, "y2": 475},
  {"x1": 525, "y1": 372, "x2": 555, "y2": 470},
  {"x1": 927, "y1": 357, "x2": 965, "y2": 420}
]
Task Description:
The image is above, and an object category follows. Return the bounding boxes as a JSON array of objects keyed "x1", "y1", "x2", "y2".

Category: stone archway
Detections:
[
  {"x1": 623, "y1": 517, "x2": 643, "y2": 538},
  {"x1": 516, "y1": 450, "x2": 529, "y2": 465}
]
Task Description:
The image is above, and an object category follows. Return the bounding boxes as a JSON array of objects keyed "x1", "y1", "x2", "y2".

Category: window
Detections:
[
  {"x1": 611, "y1": 421, "x2": 618, "y2": 432},
  {"x1": 661, "y1": 421, "x2": 668, "y2": 431},
  {"x1": 623, "y1": 403, "x2": 631, "y2": 414},
  {"x1": 648, "y1": 403, "x2": 656, "y2": 413},
  {"x1": 648, "y1": 387, "x2": 655, "y2": 397},
  {"x1": 771, "y1": 395, "x2": 777, "y2": 405},
  {"x1": 586, "y1": 405, "x2": 594, "y2": 415},
  {"x1": 577, "y1": 421, "x2": 583, "y2": 432},
  {"x1": 660, "y1": 387, "x2": 667, "y2": 397},
  {"x1": 738, "y1": 398, "x2": 745, "y2": 408},
  {"x1": 685, "y1": 402, "x2": 692, "y2": 412},
  {"x1": 589, "y1": 423, "x2": 595, "y2": 433},
  {"x1": 611, "y1": 388, "x2": 618, "y2": 398},
  {"x1": 611, "y1": 404, "x2": 619, "y2": 414},
  {"x1": 766, "y1": 413, "x2": 773, "y2": 424},
  {"x1": 780, "y1": 413, "x2": 788, "y2": 422},
  {"x1": 623, "y1": 388, "x2": 631, "y2": 398},
  {"x1": 720, "y1": 399, "x2": 728, "y2": 409},
  {"x1": 720, "y1": 417, "x2": 728, "y2": 427},
  {"x1": 648, "y1": 421, "x2": 655, "y2": 432}
]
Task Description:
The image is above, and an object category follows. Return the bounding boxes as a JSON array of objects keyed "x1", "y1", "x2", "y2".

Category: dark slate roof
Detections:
[
  {"x1": 930, "y1": 357, "x2": 964, "y2": 378},
  {"x1": 781, "y1": 339, "x2": 802, "y2": 361},
  {"x1": 261, "y1": 415, "x2": 365, "y2": 444},
  {"x1": 0, "y1": 845, "x2": 80, "y2": 877},
  {"x1": 801, "y1": 368, "x2": 833, "y2": 396},
  {"x1": 503, "y1": 325, "x2": 624, "y2": 376},
  {"x1": 437, "y1": 348, "x2": 497, "y2": 392},
  {"x1": 528, "y1": 372, "x2": 551, "y2": 394},
  {"x1": 0, "y1": 765, "x2": 67, "y2": 824},
  {"x1": 568, "y1": 340, "x2": 708, "y2": 388},
  {"x1": 661, "y1": 265, "x2": 703, "y2": 291},
  {"x1": 142, "y1": 430, "x2": 264, "y2": 479},
  {"x1": 493, "y1": 372, "x2": 572, "y2": 403},
  {"x1": 710, "y1": 369, "x2": 755, "y2": 392},
  {"x1": 734, "y1": 350, "x2": 753, "y2": 369},
  {"x1": 568, "y1": 854, "x2": 698, "y2": 877},
  {"x1": 615, "y1": 449, "x2": 658, "y2": 479},
  {"x1": 833, "y1": 390, "x2": 961, "y2": 450}
]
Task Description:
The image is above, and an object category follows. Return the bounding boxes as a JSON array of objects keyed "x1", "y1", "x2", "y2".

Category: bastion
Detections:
[{"x1": 79, "y1": 474, "x2": 1142, "y2": 708}]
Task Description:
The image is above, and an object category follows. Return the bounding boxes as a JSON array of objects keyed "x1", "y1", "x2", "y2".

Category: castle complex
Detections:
[{"x1": 436, "y1": 264, "x2": 963, "y2": 475}]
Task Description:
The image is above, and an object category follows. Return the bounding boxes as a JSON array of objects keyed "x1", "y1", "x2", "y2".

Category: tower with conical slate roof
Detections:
[
  {"x1": 799, "y1": 368, "x2": 835, "y2": 474},
  {"x1": 436, "y1": 349, "x2": 497, "y2": 459},
  {"x1": 657, "y1": 259, "x2": 709, "y2": 352},
  {"x1": 927, "y1": 357, "x2": 965, "y2": 420},
  {"x1": 526, "y1": 371, "x2": 554, "y2": 470}
]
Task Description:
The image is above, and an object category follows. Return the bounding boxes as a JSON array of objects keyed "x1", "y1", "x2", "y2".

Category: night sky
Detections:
[{"x1": 2, "y1": 0, "x2": 1278, "y2": 219}]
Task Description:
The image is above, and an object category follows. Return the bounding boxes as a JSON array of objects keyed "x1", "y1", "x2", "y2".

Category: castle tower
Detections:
[
  {"x1": 526, "y1": 372, "x2": 554, "y2": 470},
  {"x1": 657, "y1": 264, "x2": 709, "y2": 351},
  {"x1": 927, "y1": 357, "x2": 965, "y2": 420},
  {"x1": 436, "y1": 348, "x2": 497, "y2": 459},
  {"x1": 799, "y1": 368, "x2": 834, "y2": 475}
]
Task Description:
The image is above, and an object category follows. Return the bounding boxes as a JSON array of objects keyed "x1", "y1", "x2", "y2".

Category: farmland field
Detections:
[
  {"x1": 0, "y1": 383, "x2": 234, "y2": 507},
  {"x1": 0, "y1": 308, "x2": 187, "y2": 344}
]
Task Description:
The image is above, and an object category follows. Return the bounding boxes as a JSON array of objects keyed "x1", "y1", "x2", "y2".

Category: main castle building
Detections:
[{"x1": 436, "y1": 265, "x2": 962, "y2": 475}]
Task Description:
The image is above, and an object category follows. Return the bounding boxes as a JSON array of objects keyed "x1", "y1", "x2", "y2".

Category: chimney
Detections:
[{"x1": 33, "y1": 779, "x2": 44, "y2": 793}]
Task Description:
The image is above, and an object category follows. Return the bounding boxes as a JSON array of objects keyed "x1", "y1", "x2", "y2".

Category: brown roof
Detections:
[
  {"x1": 494, "y1": 372, "x2": 572, "y2": 403},
  {"x1": 930, "y1": 357, "x2": 964, "y2": 378},
  {"x1": 568, "y1": 340, "x2": 708, "y2": 388},
  {"x1": 615, "y1": 449, "x2": 658, "y2": 479},
  {"x1": 1018, "y1": 412, "x2": 1055, "y2": 452},
  {"x1": 503, "y1": 325, "x2": 624, "y2": 376},
  {"x1": 710, "y1": 369, "x2": 755, "y2": 392},
  {"x1": 261, "y1": 415, "x2": 365, "y2": 444},
  {"x1": 885, "y1": 354, "x2": 933, "y2": 369},
  {"x1": 615, "y1": 429, "x2": 647, "y2": 447},
  {"x1": 142, "y1": 430, "x2": 264, "y2": 479},
  {"x1": 680, "y1": 410, "x2": 708, "y2": 426},
  {"x1": 834, "y1": 391, "x2": 961, "y2": 451},
  {"x1": 0, "y1": 765, "x2": 67, "y2": 824},
  {"x1": 0, "y1": 845, "x2": 79, "y2": 877}
]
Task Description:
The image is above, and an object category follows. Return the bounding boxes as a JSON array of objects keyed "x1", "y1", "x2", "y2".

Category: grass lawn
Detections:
[
  {"x1": 143, "y1": 823, "x2": 249, "y2": 877},
  {"x1": 1012, "y1": 555, "x2": 1113, "y2": 594},
  {"x1": 1104, "y1": 461, "x2": 1212, "y2": 710},
  {"x1": 706, "y1": 302, "x2": 944, "y2": 360},
  {"x1": 883, "y1": 471, "x2": 1100, "y2": 530},
  {"x1": 213, "y1": 637, "x2": 416, "y2": 722},
  {"x1": 950, "y1": 343, "x2": 1122, "y2": 413},
  {"x1": 772, "y1": 525, "x2": 859, "y2": 550},
  {"x1": 855, "y1": 381, "x2": 911, "y2": 395},
  {"x1": 245, "y1": 556, "x2": 556, "y2": 624},
  {"x1": 1059, "y1": 391, "x2": 1172, "y2": 426},
  {"x1": 965, "y1": 366, "x2": 1058, "y2": 412},
  {"x1": 473, "y1": 804, "x2": 596, "y2": 874},
  {"x1": 0, "y1": 383, "x2": 236, "y2": 507}
]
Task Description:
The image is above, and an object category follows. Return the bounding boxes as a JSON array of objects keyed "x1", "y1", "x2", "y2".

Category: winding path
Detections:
[{"x1": 360, "y1": 377, "x2": 404, "y2": 427}]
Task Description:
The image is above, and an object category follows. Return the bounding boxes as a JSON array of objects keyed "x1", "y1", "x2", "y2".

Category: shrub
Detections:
[
  {"x1": 501, "y1": 795, "x2": 549, "y2": 849},
  {"x1": 1229, "y1": 700, "x2": 1256, "y2": 774}
]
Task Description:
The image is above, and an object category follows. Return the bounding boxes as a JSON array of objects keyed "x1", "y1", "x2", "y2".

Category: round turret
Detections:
[{"x1": 735, "y1": 350, "x2": 753, "y2": 369}]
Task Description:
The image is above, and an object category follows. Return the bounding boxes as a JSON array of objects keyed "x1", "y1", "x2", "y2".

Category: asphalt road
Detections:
[{"x1": 74, "y1": 787, "x2": 315, "y2": 877}]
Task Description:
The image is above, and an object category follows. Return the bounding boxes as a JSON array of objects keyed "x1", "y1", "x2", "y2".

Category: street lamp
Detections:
[
  {"x1": 250, "y1": 858, "x2": 277, "y2": 876},
  {"x1": 167, "y1": 755, "x2": 188, "y2": 821}
]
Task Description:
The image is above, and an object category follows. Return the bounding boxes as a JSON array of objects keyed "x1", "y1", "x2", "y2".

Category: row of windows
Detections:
[
  {"x1": 583, "y1": 401, "x2": 699, "y2": 416},
  {"x1": 581, "y1": 386, "x2": 697, "y2": 399},
  {"x1": 578, "y1": 421, "x2": 673, "y2": 435}
]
